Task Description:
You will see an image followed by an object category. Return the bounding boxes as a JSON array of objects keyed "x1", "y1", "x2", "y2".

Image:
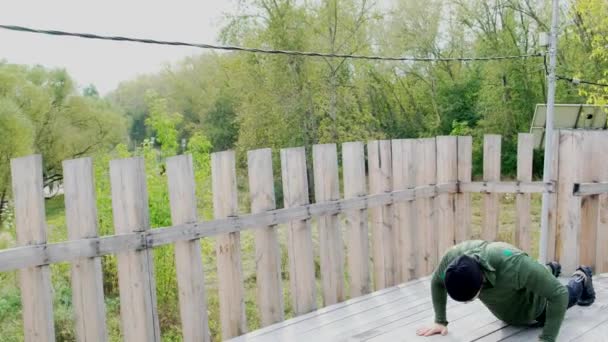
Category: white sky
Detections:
[{"x1": 0, "y1": 0, "x2": 237, "y2": 95}]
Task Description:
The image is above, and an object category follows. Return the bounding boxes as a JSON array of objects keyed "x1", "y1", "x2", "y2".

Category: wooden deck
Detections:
[{"x1": 229, "y1": 274, "x2": 608, "y2": 342}]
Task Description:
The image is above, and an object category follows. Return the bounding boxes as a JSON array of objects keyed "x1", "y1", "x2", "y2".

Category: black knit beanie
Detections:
[{"x1": 444, "y1": 255, "x2": 483, "y2": 302}]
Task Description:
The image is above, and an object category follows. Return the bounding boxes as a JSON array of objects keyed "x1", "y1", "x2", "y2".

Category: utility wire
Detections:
[
  {"x1": 556, "y1": 75, "x2": 608, "y2": 88},
  {"x1": 4, "y1": 24, "x2": 605, "y2": 87},
  {"x1": 543, "y1": 51, "x2": 608, "y2": 88},
  {"x1": 0, "y1": 24, "x2": 544, "y2": 62}
]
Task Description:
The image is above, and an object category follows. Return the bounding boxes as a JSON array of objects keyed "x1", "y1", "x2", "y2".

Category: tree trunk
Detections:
[{"x1": 329, "y1": 72, "x2": 339, "y2": 142}]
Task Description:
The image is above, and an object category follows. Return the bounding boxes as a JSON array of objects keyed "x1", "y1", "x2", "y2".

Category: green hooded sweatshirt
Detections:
[{"x1": 431, "y1": 240, "x2": 569, "y2": 342}]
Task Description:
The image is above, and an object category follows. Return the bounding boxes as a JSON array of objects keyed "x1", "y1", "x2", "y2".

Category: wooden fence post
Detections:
[
  {"x1": 247, "y1": 149, "x2": 284, "y2": 326},
  {"x1": 415, "y1": 138, "x2": 438, "y2": 275},
  {"x1": 391, "y1": 139, "x2": 416, "y2": 282},
  {"x1": 63, "y1": 157, "x2": 107, "y2": 342},
  {"x1": 456, "y1": 136, "x2": 472, "y2": 243},
  {"x1": 515, "y1": 134, "x2": 534, "y2": 253},
  {"x1": 436, "y1": 136, "x2": 457, "y2": 255},
  {"x1": 556, "y1": 130, "x2": 583, "y2": 274},
  {"x1": 166, "y1": 155, "x2": 210, "y2": 342},
  {"x1": 211, "y1": 151, "x2": 247, "y2": 339},
  {"x1": 482, "y1": 135, "x2": 501, "y2": 241},
  {"x1": 580, "y1": 132, "x2": 600, "y2": 267},
  {"x1": 11, "y1": 155, "x2": 55, "y2": 342},
  {"x1": 596, "y1": 133, "x2": 608, "y2": 273},
  {"x1": 313, "y1": 144, "x2": 345, "y2": 305},
  {"x1": 547, "y1": 132, "x2": 560, "y2": 261},
  {"x1": 281, "y1": 147, "x2": 316, "y2": 315},
  {"x1": 368, "y1": 140, "x2": 395, "y2": 289},
  {"x1": 342, "y1": 142, "x2": 371, "y2": 297},
  {"x1": 109, "y1": 157, "x2": 160, "y2": 341}
]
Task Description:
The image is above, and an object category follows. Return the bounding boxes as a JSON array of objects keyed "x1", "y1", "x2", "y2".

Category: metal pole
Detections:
[{"x1": 539, "y1": 0, "x2": 560, "y2": 263}]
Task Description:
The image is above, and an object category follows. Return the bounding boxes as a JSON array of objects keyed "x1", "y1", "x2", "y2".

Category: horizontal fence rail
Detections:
[
  {"x1": 573, "y1": 182, "x2": 608, "y2": 196},
  {"x1": 460, "y1": 181, "x2": 554, "y2": 194},
  {"x1": 0, "y1": 182, "x2": 453, "y2": 272},
  {"x1": 0, "y1": 180, "x2": 556, "y2": 273}
]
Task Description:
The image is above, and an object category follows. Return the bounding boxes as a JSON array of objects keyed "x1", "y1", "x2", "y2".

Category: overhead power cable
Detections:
[
  {"x1": 543, "y1": 54, "x2": 608, "y2": 88},
  {"x1": 556, "y1": 75, "x2": 608, "y2": 88},
  {"x1": 0, "y1": 24, "x2": 544, "y2": 62}
]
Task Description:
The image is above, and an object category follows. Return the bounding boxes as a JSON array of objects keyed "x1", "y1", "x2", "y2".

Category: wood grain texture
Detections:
[
  {"x1": 63, "y1": 157, "x2": 108, "y2": 342},
  {"x1": 556, "y1": 131, "x2": 583, "y2": 274},
  {"x1": 226, "y1": 278, "x2": 430, "y2": 342},
  {"x1": 247, "y1": 149, "x2": 284, "y2": 326},
  {"x1": 313, "y1": 144, "x2": 345, "y2": 305},
  {"x1": 368, "y1": 140, "x2": 395, "y2": 289},
  {"x1": 212, "y1": 151, "x2": 247, "y2": 339},
  {"x1": 11, "y1": 155, "x2": 55, "y2": 342},
  {"x1": 574, "y1": 182, "x2": 608, "y2": 195},
  {"x1": 166, "y1": 155, "x2": 210, "y2": 342},
  {"x1": 459, "y1": 181, "x2": 550, "y2": 193},
  {"x1": 342, "y1": 142, "x2": 371, "y2": 297},
  {"x1": 391, "y1": 139, "x2": 417, "y2": 281},
  {"x1": 515, "y1": 134, "x2": 533, "y2": 253},
  {"x1": 436, "y1": 136, "x2": 457, "y2": 256},
  {"x1": 482, "y1": 135, "x2": 501, "y2": 242},
  {"x1": 227, "y1": 275, "x2": 608, "y2": 342},
  {"x1": 414, "y1": 138, "x2": 437, "y2": 275},
  {"x1": 597, "y1": 134, "x2": 608, "y2": 273},
  {"x1": 281, "y1": 147, "x2": 317, "y2": 315},
  {"x1": 110, "y1": 157, "x2": 160, "y2": 342},
  {"x1": 579, "y1": 132, "x2": 600, "y2": 267},
  {"x1": 456, "y1": 136, "x2": 472, "y2": 243},
  {"x1": 547, "y1": 132, "x2": 560, "y2": 262}
]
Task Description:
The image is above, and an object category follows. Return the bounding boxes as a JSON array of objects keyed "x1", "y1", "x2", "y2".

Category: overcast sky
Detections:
[{"x1": 0, "y1": 0, "x2": 237, "y2": 95}]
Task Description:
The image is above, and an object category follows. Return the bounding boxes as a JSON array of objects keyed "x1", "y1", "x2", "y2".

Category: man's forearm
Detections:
[
  {"x1": 431, "y1": 278, "x2": 448, "y2": 325},
  {"x1": 539, "y1": 289, "x2": 569, "y2": 342}
]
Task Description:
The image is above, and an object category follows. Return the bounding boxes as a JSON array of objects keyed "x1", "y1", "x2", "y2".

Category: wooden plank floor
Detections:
[{"x1": 229, "y1": 274, "x2": 608, "y2": 342}]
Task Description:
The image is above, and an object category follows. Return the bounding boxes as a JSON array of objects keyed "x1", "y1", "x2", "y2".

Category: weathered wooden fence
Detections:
[
  {"x1": 559, "y1": 130, "x2": 608, "y2": 274},
  {"x1": 1, "y1": 131, "x2": 607, "y2": 341}
]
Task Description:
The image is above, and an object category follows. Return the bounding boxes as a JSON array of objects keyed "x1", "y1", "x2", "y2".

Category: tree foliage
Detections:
[
  {"x1": 572, "y1": 0, "x2": 608, "y2": 106},
  {"x1": 107, "y1": 0, "x2": 608, "y2": 180},
  {"x1": 0, "y1": 63, "x2": 126, "y2": 223}
]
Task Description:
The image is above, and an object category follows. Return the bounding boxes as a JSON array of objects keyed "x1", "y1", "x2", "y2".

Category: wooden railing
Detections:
[{"x1": 3, "y1": 132, "x2": 597, "y2": 342}]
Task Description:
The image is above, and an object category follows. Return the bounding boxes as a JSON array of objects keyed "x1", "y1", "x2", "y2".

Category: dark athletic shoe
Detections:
[
  {"x1": 575, "y1": 266, "x2": 595, "y2": 306},
  {"x1": 546, "y1": 261, "x2": 561, "y2": 278}
]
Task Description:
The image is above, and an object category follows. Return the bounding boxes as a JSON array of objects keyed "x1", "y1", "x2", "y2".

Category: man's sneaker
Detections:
[
  {"x1": 575, "y1": 266, "x2": 595, "y2": 306},
  {"x1": 546, "y1": 261, "x2": 561, "y2": 278}
]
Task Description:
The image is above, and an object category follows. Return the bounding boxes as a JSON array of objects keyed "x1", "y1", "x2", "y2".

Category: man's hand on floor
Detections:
[{"x1": 416, "y1": 323, "x2": 448, "y2": 337}]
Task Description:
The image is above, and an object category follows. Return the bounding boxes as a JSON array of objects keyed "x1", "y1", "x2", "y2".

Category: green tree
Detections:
[
  {"x1": 109, "y1": 55, "x2": 240, "y2": 152},
  {"x1": 572, "y1": 0, "x2": 608, "y2": 106},
  {"x1": 144, "y1": 90, "x2": 183, "y2": 156},
  {"x1": 0, "y1": 64, "x2": 126, "y2": 222},
  {"x1": 205, "y1": 91, "x2": 239, "y2": 152},
  {"x1": 107, "y1": 74, "x2": 166, "y2": 147},
  {"x1": 83, "y1": 84, "x2": 100, "y2": 98},
  {"x1": 0, "y1": 98, "x2": 34, "y2": 224}
]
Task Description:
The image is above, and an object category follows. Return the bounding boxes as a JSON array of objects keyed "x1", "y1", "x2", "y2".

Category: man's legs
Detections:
[
  {"x1": 565, "y1": 269, "x2": 585, "y2": 308},
  {"x1": 546, "y1": 261, "x2": 561, "y2": 277},
  {"x1": 535, "y1": 263, "x2": 595, "y2": 325},
  {"x1": 572, "y1": 266, "x2": 596, "y2": 306},
  {"x1": 545, "y1": 262, "x2": 594, "y2": 306}
]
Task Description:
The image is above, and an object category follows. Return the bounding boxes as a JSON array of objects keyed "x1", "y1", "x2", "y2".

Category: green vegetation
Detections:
[
  {"x1": 1, "y1": 0, "x2": 607, "y2": 341},
  {"x1": 0, "y1": 63, "x2": 127, "y2": 226}
]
